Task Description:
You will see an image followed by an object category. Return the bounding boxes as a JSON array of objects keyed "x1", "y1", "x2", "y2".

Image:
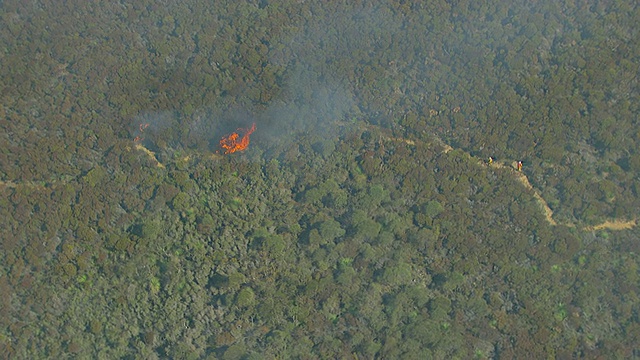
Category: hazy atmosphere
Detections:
[{"x1": 1, "y1": 1, "x2": 638, "y2": 358}]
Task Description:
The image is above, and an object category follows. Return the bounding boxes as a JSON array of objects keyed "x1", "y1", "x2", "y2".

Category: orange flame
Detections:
[
  {"x1": 220, "y1": 123, "x2": 256, "y2": 154},
  {"x1": 133, "y1": 123, "x2": 150, "y2": 143}
]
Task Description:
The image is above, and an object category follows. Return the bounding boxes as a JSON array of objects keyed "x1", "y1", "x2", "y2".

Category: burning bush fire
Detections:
[{"x1": 219, "y1": 123, "x2": 256, "y2": 154}]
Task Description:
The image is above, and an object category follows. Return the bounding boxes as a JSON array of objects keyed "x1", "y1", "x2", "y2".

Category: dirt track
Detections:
[{"x1": 381, "y1": 129, "x2": 635, "y2": 232}]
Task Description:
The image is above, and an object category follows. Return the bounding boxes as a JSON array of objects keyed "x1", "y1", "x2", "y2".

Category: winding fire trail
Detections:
[{"x1": 220, "y1": 123, "x2": 256, "y2": 154}]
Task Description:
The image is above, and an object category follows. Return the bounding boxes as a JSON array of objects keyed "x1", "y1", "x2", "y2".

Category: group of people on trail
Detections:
[{"x1": 487, "y1": 156, "x2": 523, "y2": 172}]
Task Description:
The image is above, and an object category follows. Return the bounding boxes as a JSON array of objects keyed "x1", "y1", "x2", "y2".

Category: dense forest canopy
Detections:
[{"x1": 1, "y1": 0, "x2": 638, "y2": 358}]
